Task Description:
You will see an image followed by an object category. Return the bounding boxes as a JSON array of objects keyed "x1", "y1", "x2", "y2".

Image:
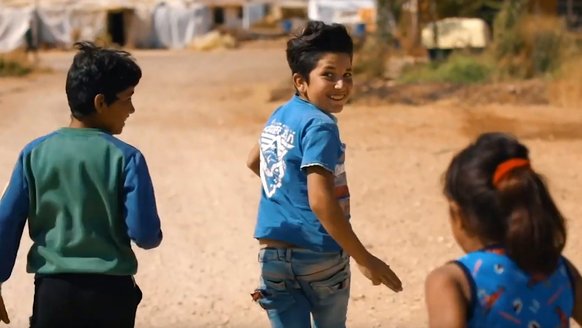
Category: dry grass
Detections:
[
  {"x1": 492, "y1": 14, "x2": 570, "y2": 79},
  {"x1": 0, "y1": 48, "x2": 54, "y2": 77},
  {"x1": 548, "y1": 55, "x2": 582, "y2": 108},
  {"x1": 0, "y1": 49, "x2": 35, "y2": 77}
]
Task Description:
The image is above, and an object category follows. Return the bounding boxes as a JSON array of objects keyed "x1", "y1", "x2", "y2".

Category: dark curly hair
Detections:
[
  {"x1": 286, "y1": 21, "x2": 353, "y2": 82},
  {"x1": 444, "y1": 132, "x2": 566, "y2": 275},
  {"x1": 65, "y1": 41, "x2": 141, "y2": 119}
]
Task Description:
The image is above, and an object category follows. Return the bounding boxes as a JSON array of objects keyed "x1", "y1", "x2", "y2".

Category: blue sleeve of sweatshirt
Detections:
[
  {"x1": 123, "y1": 152, "x2": 163, "y2": 249},
  {"x1": 0, "y1": 153, "x2": 29, "y2": 282}
]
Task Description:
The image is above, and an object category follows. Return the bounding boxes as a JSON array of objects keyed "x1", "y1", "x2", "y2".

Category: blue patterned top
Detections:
[{"x1": 456, "y1": 247, "x2": 575, "y2": 328}]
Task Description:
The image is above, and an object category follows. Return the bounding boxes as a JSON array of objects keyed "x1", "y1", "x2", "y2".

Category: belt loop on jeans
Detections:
[
  {"x1": 275, "y1": 248, "x2": 293, "y2": 262},
  {"x1": 275, "y1": 248, "x2": 285, "y2": 262}
]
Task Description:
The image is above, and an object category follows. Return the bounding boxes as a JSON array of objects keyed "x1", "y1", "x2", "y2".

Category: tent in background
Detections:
[
  {"x1": 197, "y1": 0, "x2": 271, "y2": 30},
  {"x1": 152, "y1": 2, "x2": 211, "y2": 49},
  {"x1": 0, "y1": 5, "x2": 33, "y2": 52},
  {"x1": 307, "y1": 0, "x2": 376, "y2": 29},
  {"x1": 0, "y1": 0, "x2": 213, "y2": 52}
]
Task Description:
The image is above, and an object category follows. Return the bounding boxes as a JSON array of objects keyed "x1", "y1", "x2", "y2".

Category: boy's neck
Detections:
[
  {"x1": 295, "y1": 94, "x2": 336, "y2": 119},
  {"x1": 68, "y1": 116, "x2": 97, "y2": 129},
  {"x1": 295, "y1": 93, "x2": 308, "y2": 103}
]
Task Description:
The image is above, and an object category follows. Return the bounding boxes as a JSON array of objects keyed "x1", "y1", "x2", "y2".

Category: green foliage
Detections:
[
  {"x1": 437, "y1": 0, "x2": 503, "y2": 24},
  {"x1": 0, "y1": 57, "x2": 32, "y2": 77},
  {"x1": 399, "y1": 54, "x2": 493, "y2": 84},
  {"x1": 376, "y1": 0, "x2": 396, "y2": 45},
  {"x1": 531, "y1": 29, "x2": 564, "y2": 74},
  {"x1": 437, "y1": 0, "x2": 502, "y2": 16},
  {"x1": 358, "y1": 0, "x2": 580, "y2": 85}
]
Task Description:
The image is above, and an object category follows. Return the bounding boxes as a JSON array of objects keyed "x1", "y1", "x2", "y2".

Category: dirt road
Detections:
[{"x1": 1, "y1": 45, "x2": 581, "y2": 327}]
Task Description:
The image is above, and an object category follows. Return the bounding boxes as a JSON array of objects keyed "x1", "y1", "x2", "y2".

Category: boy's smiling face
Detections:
[{"x1": 294, "y1": 52, "x2": 353, "y2": 114}]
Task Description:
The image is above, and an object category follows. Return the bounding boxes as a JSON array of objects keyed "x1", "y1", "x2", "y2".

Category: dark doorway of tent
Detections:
[
  {"x1": 107, "y1": 10, "x2": 127, "y2": 47},
  {"x1": 213, "y1": 7, "x2": 225, "y2": 26}
]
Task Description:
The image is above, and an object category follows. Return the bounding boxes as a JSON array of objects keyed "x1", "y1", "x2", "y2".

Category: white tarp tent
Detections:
[
  {"x1": 37, "y1": 5, "x2": 73, "y2": 47},
  {"x1": 0, "y1": 0, "x2": 213, "y2": 52},
  {"x1": 127, "y1": 6, "x2": 155, "y2": 48},
  {"x1": 308, "y1": 0, "x2": 375, "y2": 25},
  {"x1": 198, "y1": 0, "x2": 270, "y2": 30},
  {"x1": 0, "y1": 5, "x2": 33, "y2": 52},
  {"x1": 152, "y1": 2, "x2": 211, "y2": 49},
  {"x1": 243, "y1": 3, "x2": 267, "y2": 29}
]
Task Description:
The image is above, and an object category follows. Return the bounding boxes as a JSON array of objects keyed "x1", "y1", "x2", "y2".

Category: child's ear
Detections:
[
  {"x1": 449, "y1": 201, "x2": 478, "y2": 238},
  {"x1": 449, "y1": 201, "x2": 467, "y2": 230},
  {"x1": 93, "y1": 94, "x2": 106, "y2": 114},
  {"x1": 292, "y1": 73, "x2": 307, "y2": 94}
]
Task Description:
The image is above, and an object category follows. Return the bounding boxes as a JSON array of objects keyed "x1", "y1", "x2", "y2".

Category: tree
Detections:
[
  {"x1": 376, "y1": 0, "x2": 394, "y2": 45},
  {"x1": 435, "y1": 0, "x2": 504, "y2": 25}
]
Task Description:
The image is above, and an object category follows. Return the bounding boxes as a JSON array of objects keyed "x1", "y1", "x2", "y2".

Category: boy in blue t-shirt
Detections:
[
  {"x1": 0, "y1": 42, "x2": 162, "y2": 327},
  {"x1": 247, "y1": 21, "x2": 403, "y2": 327}
]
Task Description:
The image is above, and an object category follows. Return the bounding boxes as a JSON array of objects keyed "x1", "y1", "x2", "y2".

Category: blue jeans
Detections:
[{"x1": 255, "y1": 248, "x2": 351, "y2": 328}]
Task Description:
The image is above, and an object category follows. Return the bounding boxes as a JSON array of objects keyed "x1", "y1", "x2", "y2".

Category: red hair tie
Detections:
[{"x1": 493, "y1": 158, "x2": 530, "y2": 186}]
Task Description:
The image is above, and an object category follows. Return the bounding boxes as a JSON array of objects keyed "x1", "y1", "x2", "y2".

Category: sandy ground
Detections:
[{"x1": 1, "y1": 44, "x2": 582, "y2": 328}]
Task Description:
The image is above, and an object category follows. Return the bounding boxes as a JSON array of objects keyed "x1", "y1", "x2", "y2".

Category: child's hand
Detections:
[
  {"x1": 0, "y1": 294, "x2": 9, "y2": 324},
  {"x1": 357, "y1": 254, "x2": 403, "y2": 293}
]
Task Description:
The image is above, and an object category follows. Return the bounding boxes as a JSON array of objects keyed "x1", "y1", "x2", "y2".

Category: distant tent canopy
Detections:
[
  {"x1": 307, "y1": 0, "x2": 376, "y2": 32},
  {"x1": 200, "y1": 0, "x2": 270, "y2": 30},
  {"x1": 0, "y1": 0, "x2": 213, "y2": 52},
  {"x1": 152, "y1": 2, "x2": 211, "y2": 49},
  {"x1": 0, "y1": 6, "x2": 33, "y2": 52},
  {"x1": 276, "y1": 0, "x2": 308, "y2": 20}
]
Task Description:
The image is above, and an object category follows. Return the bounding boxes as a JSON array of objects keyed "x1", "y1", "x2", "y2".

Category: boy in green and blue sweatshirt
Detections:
[{"x1": 0, "y1": 42, "x2": 162, "y2": 328}]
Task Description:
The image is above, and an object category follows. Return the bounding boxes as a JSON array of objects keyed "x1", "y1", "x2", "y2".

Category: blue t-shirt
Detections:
[
  {"x1": 456, "y1": 248, "x2": 574, "y2": 328},
  {"x1": 254, "y1": 95, "x2": 350, "y2": 252}
]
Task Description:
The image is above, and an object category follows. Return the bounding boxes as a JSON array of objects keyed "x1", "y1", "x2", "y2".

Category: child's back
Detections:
[
  {"x1": 19, "y1": 129, "x2": 159, "y2": 276},
  {"x1": 425, "y1": 132, "x2": 582, "y2": 328},
  {"x1": 457, "y1": 247, "x2": 573, "y2": 327},
  {"x1": 0, "y1": 42, "x2": 162, "y2": 328},
  {"x1": 247, "y1": 21, "x2": 402, "y2": 328},
  {"x1": 255, "y1": 95, "x2": 347, "y2": 251}
]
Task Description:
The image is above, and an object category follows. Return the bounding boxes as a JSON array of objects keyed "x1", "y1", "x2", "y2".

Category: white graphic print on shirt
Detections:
[{"x1": 259, "y1": 122, "x2": 295, "y2": 198}]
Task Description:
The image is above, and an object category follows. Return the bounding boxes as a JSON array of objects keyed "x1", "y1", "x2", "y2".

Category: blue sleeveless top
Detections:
[{"x1": 456, "y1": 248, "x2": 575, "y2": 328}]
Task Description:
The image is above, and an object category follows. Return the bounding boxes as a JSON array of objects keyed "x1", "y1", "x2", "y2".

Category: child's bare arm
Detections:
[
  {"x1": 246, "y1": 143, "x2": 260, "y2": 177},
  {"x1": 306, "y1": 166, "x2": 402, "y2": 292},
  {"x1": 564, "y1": 258, "x2": 582, "y2": 324},
  {"x1": 425, "y1": 264, "x2": 468, "y2": 328}
]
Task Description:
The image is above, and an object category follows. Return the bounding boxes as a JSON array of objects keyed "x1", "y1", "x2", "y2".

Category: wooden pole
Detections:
[
  {"x1": 411, "y1": 0, "x2": 419, "y2": 48},
  {"x1": 567, "y1": 0, "x2": 574, "y2": 25}
]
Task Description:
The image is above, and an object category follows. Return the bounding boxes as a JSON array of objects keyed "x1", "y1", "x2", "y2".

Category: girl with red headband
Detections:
[{"x1": 425, "y1": 132, "x2": 582, "y2": 327}]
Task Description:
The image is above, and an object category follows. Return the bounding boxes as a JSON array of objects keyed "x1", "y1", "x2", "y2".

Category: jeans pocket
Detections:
[
  {"x1": 257, "y1": 278, "x2": 295, "y2": 312},
  {"x1": 309, "y1": 263, "x2": 350, "y2": 300}
]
